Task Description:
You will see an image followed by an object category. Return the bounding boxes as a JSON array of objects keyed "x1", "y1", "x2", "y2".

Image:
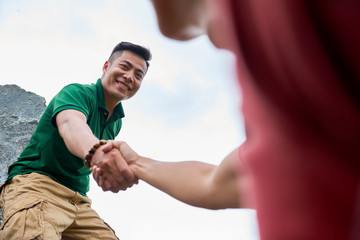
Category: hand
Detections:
[
  {"x1": 109, "y1": 140, "x2": 140, "y2": 166},
  {"x1": 91, "y1": 142, "x2": 138, "y2": 193}
]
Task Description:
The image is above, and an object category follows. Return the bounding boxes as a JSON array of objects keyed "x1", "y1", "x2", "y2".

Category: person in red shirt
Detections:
[{"x1": 93, "y1": 1, "x2": 360, "y2": 239}]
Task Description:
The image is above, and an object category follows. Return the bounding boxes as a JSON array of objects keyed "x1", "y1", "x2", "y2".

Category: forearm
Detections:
[
  {"x1": 57, "y1": 110, "x2": 99, "y2": 159},
  {"x1": 61, "y1": 121, "x2": 98, "y2": 159},
  {"x1": 107, "y1": 141, "x2": 240, "y2": 208},
  {"x1": 131, "y1": 156, "x2": 239, "y2": 209}
]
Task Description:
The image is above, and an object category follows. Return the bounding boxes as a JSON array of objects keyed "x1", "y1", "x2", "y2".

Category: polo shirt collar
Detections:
[{"x1": 96, "y1": 78, "x2": 125, "y2": 119}]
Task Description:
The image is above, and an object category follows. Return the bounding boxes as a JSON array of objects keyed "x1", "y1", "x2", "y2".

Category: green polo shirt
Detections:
[{"x1": 7, "y1": 79, "x2": 124, "y2": 196}]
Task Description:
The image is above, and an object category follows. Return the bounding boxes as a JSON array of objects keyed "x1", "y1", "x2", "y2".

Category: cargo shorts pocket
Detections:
[{"x1": 0, "y1": 198, "x2": 44, "y2": 240}]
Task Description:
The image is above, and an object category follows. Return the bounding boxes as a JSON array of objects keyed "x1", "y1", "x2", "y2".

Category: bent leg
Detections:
[
  {"x1": 62, "y1": 193, "x2": 119, "y2": 240},
  {"x1": 0, "y1": 173, "x2": 78, "y2": 240}
]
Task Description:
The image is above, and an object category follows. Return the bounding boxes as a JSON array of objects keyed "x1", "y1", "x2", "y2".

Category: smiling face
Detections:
[{"x1": 101, "y1": 50, "x2": 147, "y2": 109}]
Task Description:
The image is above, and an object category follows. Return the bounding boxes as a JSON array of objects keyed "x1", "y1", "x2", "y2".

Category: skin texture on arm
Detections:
[
  {"x1": 93, "y1": 141, "x2": 240, "y2": 209},
  {"x1": 56, "y1": 109, "x2": 99, "y2": 159},
  {"x1": 56, "y1": 109, "x2": 137, "y2": 192}
]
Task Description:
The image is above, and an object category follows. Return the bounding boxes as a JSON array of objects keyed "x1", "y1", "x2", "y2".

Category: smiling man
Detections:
[{"x1": 0, "y1": 42, "x2": 151, "y2": 240}]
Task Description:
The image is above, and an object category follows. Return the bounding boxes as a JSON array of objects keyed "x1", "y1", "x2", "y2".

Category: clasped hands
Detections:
[{"x1": 90, "y1": 140, "x2": 138, "y2": 193}]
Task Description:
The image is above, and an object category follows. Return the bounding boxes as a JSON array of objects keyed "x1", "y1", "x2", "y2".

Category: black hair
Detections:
[{"x1": 109, "y1": 41, "x2": 152, "y2": 69}]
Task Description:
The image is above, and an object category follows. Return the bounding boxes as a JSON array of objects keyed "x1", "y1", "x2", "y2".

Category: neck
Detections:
[
  {"x1": 105, "y1": 103, "x2": 115, "y2": 123},
  {"x1": 104, "y1": 96, "x2": 119, "y2": 115}
]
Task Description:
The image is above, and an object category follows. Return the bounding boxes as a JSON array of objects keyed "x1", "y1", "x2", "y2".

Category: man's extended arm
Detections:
[
  {"x1": 56, "y1": 109, "x2": 99, "y2": 159},
  {"x1": 56, "y1": 109, "x2": 137, "y2": 192},
  {"x1": 93, "y1": 141, "x2": 241, "y2": 209}
]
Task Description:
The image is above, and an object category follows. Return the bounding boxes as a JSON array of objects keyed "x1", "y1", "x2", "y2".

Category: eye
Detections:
[
  {"x1": 120, "y1": 64, "x2": 128, "y2": 70},
  {"x1": 135, "y1": 73, "x2": 143, "y2": 80}
]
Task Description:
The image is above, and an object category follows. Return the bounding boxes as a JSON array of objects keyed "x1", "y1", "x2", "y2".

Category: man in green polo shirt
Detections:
[{"x1": 0, "y1": 41, "x2": 151, "y2": 239}]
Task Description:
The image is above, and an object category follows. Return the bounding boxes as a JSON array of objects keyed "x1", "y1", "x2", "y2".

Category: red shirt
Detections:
[{"x1": 216, "y1": 1, "x2": 360, "y2": 239}]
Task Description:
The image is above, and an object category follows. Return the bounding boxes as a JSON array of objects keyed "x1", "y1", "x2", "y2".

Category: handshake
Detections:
[
  {"x1": 90, "y1": 141, "x2": 140, "y2": 193},
  {"x1": 88, "y1": 140, "x2": 241, "y2": 210}
]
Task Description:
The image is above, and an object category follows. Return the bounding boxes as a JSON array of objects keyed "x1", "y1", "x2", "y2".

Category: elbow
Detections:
[
  {"x1": 201, "y1": 198, "x2": 240, "y2": 210},
  {"x1": 199, "y1": 182, "x2": 241, "y2": 210}
]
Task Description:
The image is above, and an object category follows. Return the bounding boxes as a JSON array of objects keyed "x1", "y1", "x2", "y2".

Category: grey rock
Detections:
[{"x1": 0, "y1": 84, "x2": 46, "y2": 223}]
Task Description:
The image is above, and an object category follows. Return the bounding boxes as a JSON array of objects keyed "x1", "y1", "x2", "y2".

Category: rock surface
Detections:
[{"x1": 0, "y1": 84, "x2": 46, "y2": 222}]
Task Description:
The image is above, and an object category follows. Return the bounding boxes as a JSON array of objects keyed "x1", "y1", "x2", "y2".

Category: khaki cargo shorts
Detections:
[{"x1": 0, "y1": 173, "x2": 119, "y2": 240}]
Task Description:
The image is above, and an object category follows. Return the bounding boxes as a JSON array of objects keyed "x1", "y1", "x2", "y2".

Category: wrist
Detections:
[
  {"x1": 84, "y1": 140, "x2": 107, "y2": 168},
  {"x1": 131, "y1": 156, "x2": 150, "y2": 178}
]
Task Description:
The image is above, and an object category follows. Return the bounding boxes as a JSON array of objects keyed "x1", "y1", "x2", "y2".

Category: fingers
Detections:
[
  {"x1": 91, "y1": 147, "x2": 138, "y2": 192},
  {"x1": 114, "y1": 156, "x2": 136, "y2": 183},
  {"x1": 92, "y1": 166, "x2": 105, "y2": 189},
  {"x1": 92, "y1": 166, "x2": 102, "y2": 185},
  {"x1": 93, "y1": 166, "x2": 120, "y2": 192},
  {"x1": 108, "y1": 140, "x2": 124, "y2": 149}
]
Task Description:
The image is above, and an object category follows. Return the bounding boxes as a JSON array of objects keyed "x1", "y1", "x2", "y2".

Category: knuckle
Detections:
[
  {"x1": 110, "y1": 149, "x2": 119, "y2": 156},
  {"x1": 118, "y1": 167, "x2": 129, "y2": 174}
]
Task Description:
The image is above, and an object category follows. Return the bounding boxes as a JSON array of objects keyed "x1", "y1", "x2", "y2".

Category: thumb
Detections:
[
  {"x1": 119, "y1": 142, "x2": 138, "y2": 162},
  {"x1": 100, "y1": 141, "x2": 113, "y2": 153}
]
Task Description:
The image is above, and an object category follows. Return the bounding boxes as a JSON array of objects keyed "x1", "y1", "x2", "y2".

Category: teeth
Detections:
[{"x1": 117, "y1": 81, "x2": 130, "y2": 90}]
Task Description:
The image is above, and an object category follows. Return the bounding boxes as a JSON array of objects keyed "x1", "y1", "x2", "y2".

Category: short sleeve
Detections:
[{"x1": 50, "y1": 84, "x2": 95, "y2": 127}]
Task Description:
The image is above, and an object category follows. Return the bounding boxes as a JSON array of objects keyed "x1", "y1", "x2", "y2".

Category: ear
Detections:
[{"x1": 102, "y1": 61, "x2": 109, "y2": 74}]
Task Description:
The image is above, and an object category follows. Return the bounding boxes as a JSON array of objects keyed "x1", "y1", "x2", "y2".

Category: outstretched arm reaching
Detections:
[
  {"x1": 93, "y1": 141, "x2": 241, "y2": 209},
  {"x1": 56, "y1": 110, "x2": 137, "y2": 192}
]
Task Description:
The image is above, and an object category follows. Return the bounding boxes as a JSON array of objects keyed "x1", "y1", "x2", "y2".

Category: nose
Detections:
[{"x1": 123, "y1": 71, "x2": 134, "y2": 83}]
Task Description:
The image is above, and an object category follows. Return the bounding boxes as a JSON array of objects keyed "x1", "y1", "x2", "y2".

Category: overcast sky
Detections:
[{"x1": 0, "y1": 0, "x2": 259, "y2": 239}]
